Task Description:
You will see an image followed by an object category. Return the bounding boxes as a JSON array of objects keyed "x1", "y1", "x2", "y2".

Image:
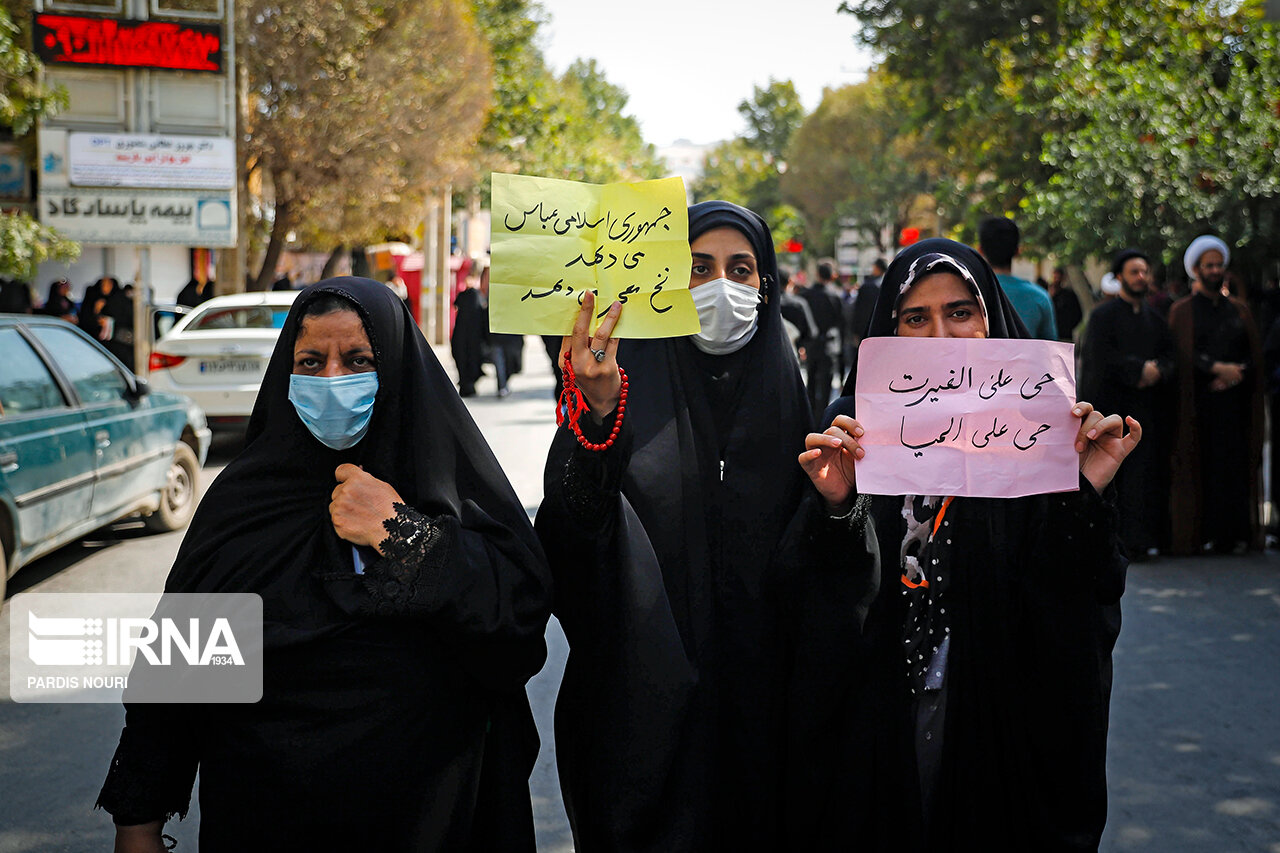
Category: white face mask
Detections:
[{"x1": 689, "y1": 278, "x2": 762, "y2": 355}]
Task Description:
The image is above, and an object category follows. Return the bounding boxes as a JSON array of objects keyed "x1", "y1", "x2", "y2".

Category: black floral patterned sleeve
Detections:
[{"x1": 360, "y1": 502, "x2": 458, "y2": 616}]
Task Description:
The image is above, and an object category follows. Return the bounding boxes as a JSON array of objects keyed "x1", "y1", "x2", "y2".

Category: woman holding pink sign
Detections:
[{"x1": 787, "y1": 238, "x2": 1141, "y2": 850}]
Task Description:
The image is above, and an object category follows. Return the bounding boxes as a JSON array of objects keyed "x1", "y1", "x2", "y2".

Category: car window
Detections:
[
  {"x1": 0, "y1": 328, "x2": 68, "y2": 416},
  {"x1": 188, "y1": 305, "x2": 286, "y2": 331},
  {"x1": 154, "y1": 308, "x2": 188, "y2": 340},
  {"x1": 29, "y1": 326, "x2": 129, "y2": 405}
]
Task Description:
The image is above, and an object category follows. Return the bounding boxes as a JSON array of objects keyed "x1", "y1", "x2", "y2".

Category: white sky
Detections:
[{"x1": 536, "y1": 0, "x2": 873, "y2": 148}]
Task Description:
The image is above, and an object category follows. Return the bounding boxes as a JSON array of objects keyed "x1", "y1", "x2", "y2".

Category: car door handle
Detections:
[
  {"x1": 94, "y1": 430, "x2": 111, "y2": 449},
  {"x1": 0, "y1": 451, "x2": 16, "y2": 473}
]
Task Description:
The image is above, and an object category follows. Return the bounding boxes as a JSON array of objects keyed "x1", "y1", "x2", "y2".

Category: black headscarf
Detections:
[
  {"x1": 40, "y1": 279, "x2": 73, "y2": 316},
  {"x1": 613, "y1": 200, "x2": 809, "y2": 658},
  {"x1": 540, "y1": 201, "x2": 812, "y2": 848},
  {"x1": 166, "y1": 277, "x2": 548, "y2": 680},
  {"x1": 859, "y1": 238, "x2": 1026, "y2": 360}
]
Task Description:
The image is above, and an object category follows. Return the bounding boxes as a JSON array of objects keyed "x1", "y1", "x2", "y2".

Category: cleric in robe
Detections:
[
  {"x1": 1168, "y1": 235, "x2": 1265, "y2": 554},
  {"x1": 1078, "y1": 247, "x2": 1176, "y2": 558}
]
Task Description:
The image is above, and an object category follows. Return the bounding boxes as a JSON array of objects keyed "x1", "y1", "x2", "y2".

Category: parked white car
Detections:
[{"x1": 148, "y1": 291, "x2": 299, "y2": 429}]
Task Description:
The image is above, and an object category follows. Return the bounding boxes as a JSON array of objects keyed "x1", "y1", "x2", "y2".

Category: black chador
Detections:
[
  {"x1": 537, "y1": 201, "x2": 811, "y2": 851},
  {"x1": 98, "y1": 278, "x2": 552, "y2": 851},
  {"x1": 784, "y1": 240, "x2": 1127, "y2": 851}
]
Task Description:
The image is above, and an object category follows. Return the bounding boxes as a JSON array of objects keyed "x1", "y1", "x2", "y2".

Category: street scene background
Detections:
[{"x1": 0, "y1": 340, "x2": 1278, "y2": 852}]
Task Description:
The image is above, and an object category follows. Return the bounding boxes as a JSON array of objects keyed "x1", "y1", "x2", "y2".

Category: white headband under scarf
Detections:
[{"x1": 892, "y1": 253, "x2": 990, "y2": 335}]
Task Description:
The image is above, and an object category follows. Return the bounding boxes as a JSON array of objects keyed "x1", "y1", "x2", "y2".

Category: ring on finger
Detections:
[{"x1": 589, "y1": 347, "x2": 607, "y2": 362}]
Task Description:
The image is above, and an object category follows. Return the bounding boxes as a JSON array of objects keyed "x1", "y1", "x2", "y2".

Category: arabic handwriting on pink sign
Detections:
[{"x1": 853, "y1": 337, "x2": 1078, "y2": 498}]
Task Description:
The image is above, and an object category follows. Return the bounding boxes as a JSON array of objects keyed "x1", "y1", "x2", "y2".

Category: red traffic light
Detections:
[
  {"x1": 782, "y1": 238, "x2": 804, "y2": 254},
  {"x1": 899, "y1": 227, "x2": 920, "y2": 246}
]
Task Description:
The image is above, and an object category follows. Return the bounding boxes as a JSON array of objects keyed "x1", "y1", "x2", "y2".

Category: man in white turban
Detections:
[
  {"x1": 1168, "y1": 234, "x2": 1263, "y2": 555},
  {"x1": 1183, "y1": 235, "x2": 1231, "y2": 283}
]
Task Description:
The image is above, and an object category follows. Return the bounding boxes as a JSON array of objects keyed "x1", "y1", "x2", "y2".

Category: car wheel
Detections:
[{"x1": 145, "y1": 442, "x2": 200, "y2": 533}]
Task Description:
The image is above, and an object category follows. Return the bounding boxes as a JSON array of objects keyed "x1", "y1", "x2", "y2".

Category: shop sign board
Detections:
[{"x1": 42, "y1": 187, "x2": 235, "y2": 247}]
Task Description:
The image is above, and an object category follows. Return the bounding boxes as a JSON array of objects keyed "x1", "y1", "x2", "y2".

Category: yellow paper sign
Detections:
[{"x1": 489, "y1": 173, "x2": 698, "y2": 338}]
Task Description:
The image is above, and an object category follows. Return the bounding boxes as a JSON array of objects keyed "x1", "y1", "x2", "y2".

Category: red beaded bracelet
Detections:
[{"x1": 558, "y1": 351, "x2": 628, "y2": 451}]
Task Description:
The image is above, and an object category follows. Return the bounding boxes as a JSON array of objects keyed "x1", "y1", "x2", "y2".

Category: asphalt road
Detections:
[{"x1": 0, "y1": 338, "x2": 1278, "y2": 852}]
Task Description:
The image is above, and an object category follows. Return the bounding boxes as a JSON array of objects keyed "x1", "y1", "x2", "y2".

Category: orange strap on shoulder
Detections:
[{"x1": 931, "y1": 496, "x2": 955, "y2": 537}]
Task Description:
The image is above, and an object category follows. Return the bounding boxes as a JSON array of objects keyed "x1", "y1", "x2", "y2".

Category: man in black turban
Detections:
[{"x1": 1078, "y1": 247, "x2": 1176, "y2": 558}]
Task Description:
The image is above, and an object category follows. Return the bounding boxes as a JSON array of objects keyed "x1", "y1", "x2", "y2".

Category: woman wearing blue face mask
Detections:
[
  {"x1": 99, "y1": 278, "x2": 552, "y2": 852},
  {"x1": 536, "y1": 201, "x2": 812, "y2": 850}
]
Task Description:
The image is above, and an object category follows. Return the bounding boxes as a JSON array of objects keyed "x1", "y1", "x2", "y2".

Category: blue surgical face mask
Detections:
[{"x1": 288, "y1": 372, "x2": 379, "y2": 450}]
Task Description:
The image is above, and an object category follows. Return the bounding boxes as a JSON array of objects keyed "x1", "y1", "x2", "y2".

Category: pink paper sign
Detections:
[{"x1": 853, "y1": 337, "x2": 1078, "y2": 498}]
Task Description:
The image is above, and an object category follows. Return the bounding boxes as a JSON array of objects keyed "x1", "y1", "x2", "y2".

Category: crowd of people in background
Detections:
[
  {"x1": 438, "y1": 217, "x2": 1280, "y2": 563},
  {"x1": 1, "y1": 274, "x2": 140, "y2": 369},
  {"x1": 772, "y1": 216, "x2": 1278, "y2": 560}
]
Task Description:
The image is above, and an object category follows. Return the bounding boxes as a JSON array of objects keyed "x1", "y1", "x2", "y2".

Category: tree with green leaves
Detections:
[
  {"x1": 0, "y1": 6, "x2": 78, "y2": 281},
  {"x1": 544, "y1": 59, "x2": 664, "y2": 183},
  {"x1": 692, "y1": 79, "x2": 808, "y2": 250},
  {"x1": 782, "y1": 73, "x2": 941, "y2": 254},
  {"x1": 739, "y1": 78, "x2": 806, "y2": 159},
  {"x1": 837, "y1": 0, "x2": 1075, "y2": 248},
  {"x1": 840, "y1": 0, "x2": 1280, "y2": 280},
  {"x1": 241, "y1": 0, "x2": 490, "y2": 288},
  {"x1": 1022, "y1": 1, "x2": 1280, "y2": 276},
  {"x1": 466, "y1": 1, "x2": 662, "y2": 202}
]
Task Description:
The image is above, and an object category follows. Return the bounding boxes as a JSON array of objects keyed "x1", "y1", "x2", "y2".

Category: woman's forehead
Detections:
[
  {"x1": 899, "y1": 272, "x2": 974, "y2": 304},
  {"x1": 296, "y1": 308, "x2": 369, "y2": 344},
  {"x1": 691, "y1": 225, "x2": 755, "y2": 255}
]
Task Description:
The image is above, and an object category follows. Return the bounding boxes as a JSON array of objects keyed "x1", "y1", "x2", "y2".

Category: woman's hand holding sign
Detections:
[
  {"x1": 801, "y1": 402, "x2": 1142, "y2": 507},
  {"x1": 800, "y1": 414, "x2": 865, "y2": 513},
  {"x1": 1072, "y1": 401, "x2": 1142, "y2": 494},
  {"x1": 562, "y1": 291, "x2": 624, "y2": 423}
]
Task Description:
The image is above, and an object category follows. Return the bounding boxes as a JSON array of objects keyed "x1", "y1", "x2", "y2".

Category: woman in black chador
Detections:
[
  {"x1": 789, "y1": 239, "x2": 1139, "y2": 850},
  {"x1": 97, "y1": 277, "x2": 552, "y2": 852},
  {"x1": 536, "y1": 201, "x2": 811, "y2": 851}
]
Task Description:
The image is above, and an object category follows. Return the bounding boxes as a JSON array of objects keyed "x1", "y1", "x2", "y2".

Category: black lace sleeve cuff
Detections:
[
  {"x1": 361, "y1": 502, "x2": 457, "y2": 616},
  {"x1": 795, "y1": 490, "x2": 874, "y2": 556},
  {"x1": 96, "y1": 722, "x2": 197, "y2": 826}
]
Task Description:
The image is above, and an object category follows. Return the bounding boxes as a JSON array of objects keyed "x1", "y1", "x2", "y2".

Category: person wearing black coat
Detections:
[
  {"x1": 1078, "y1": 249, "x2": 1176, "y2": 558},
  {"x1": 176, "y1": 277, "x2": 216, "y2": 308}
]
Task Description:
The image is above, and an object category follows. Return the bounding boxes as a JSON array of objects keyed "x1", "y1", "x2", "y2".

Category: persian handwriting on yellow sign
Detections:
[
  {"x1": 487, "y1": 173, "x2": 699, "y2": 338},
  {"x1": 502, "y1": 203, "x2": 676, "y2": 245},
  {"x1": 519, "y1": 266, "x2": 676, "y2": 318}
]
